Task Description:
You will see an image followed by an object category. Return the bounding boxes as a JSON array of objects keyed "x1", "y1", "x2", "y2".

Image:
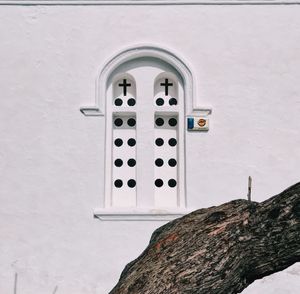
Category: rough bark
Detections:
[{"x1": 109, "y1": 183, "x2": 300, "y2": 294}]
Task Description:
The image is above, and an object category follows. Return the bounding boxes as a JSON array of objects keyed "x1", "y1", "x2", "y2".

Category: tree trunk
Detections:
[{"x1": 109, "y1": 183, "x2": 300, "y2": 294}]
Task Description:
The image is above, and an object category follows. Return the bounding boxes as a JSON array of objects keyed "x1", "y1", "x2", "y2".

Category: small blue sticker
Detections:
[{"x1": 187, "y1": 117, "x2": 194, "y2": 130}]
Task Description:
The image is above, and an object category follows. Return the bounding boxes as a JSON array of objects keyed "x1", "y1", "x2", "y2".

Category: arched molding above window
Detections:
[{"x1": 80, "y1": 45, "x2": 212, "y2": 117}]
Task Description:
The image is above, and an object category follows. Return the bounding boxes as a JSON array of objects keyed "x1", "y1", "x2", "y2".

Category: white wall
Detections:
[{"x1": 0, "y1": 3, "x2": 299, "y2": 293}]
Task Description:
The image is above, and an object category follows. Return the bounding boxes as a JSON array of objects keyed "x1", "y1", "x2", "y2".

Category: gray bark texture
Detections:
[{"x1": 110, "y1": 183, "x2": 300, "y2": 294}]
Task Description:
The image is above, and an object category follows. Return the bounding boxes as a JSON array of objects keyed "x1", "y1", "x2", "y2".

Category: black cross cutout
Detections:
[
  {"x1": 160, "y1": 78, "x2": 173, "y2": 96},
  {"x1": 118, "y1": 79, "x2": 131, "y2": 96}
]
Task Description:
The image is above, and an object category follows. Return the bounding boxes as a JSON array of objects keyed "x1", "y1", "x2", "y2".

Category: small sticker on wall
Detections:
[{"x1": 187, "y1": 117, "x2": 209, "y2": 131}]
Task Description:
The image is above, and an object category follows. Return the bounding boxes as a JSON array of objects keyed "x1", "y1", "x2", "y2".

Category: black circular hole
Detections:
[
  {"x1": 168, "y1": 179, "x2": 177, "y2": 188},
  {"x1": 155, "y1": 179, "x2": 163, "y2": 187},
  {"x1": 114, "y1": 179, "x2": 123, "y2": 188},
  {"x1": 155, "y1": 138, "x2": 164, "y2": 146},
  {"x1": 156, "y1": 98, "x2": 164, "y2": 106},
  {"x1": 114, "y1": 118, "x2": 123, "y2": 127},
  {"x1": 127, "y1": 138, "x2": 136, "y2": 147},
  {"x1": 168, "y1": 138, "x2": 177, "y2": 147},
  {"x1": 114, "y1": 138, "x2": 123, "y2": 147},
  {"x1": 169, "y1": 98, "x2": 177, "y2": 106},
  {"x1": 127, "y1": 158, "x2": 136, "y2": 167},
  {"x1": 168, "y1": 158, "x2": 177, "y2": 167},
  {"x1": 114, "y1": 159, "x2": 123, "y2": 167},
  {"x1": 155, "y1": 117, "x2": 164, "y2": 127},
  {"x1": 169, "y1": 118, "x2": 177, "y2": 127},
  {"x1": 127, "y1": 118, "x2": 136, "y2": 127},
  {"x1": 127, "y1": 179, "x2": 136, "y2": 188},
  {"x1": 155, "y1": 158, "x2": 164, "y2": 167},
  {"x1": 114, "y1": 98, "x2": 123, "y2": 106},
  {"x1": 127, "y1": 98, "x2": 136, "y2": 106}
]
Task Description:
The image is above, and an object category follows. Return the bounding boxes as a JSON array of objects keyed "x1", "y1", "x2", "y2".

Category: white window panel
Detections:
[
  {"x1": 154, "y1": 76, "x2": 178, "y2": 108},
  {"x1": 154, "y1": 113, "x2": 179, "y2": 208},
  {"x1": 112, "y1": 113, "x2": 137, "y2": 207},
  {"x1": 113, "y1": 77, "x2": 136, "y2": 109}
]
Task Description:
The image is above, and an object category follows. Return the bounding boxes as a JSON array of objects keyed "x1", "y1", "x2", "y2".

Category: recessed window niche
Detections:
[
  {"x1": 79, "y1": 46, "x2": 209, "y2": 220},
  {"x1": 101, "y1": 57, "x2": 186, "y2": 220}
]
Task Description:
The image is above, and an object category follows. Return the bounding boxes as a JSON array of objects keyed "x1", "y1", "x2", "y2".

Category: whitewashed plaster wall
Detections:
[{"x1": 0, "y1": 3, "x2": 300, "y2": 293}]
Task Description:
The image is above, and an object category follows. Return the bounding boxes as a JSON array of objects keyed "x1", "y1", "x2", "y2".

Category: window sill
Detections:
[{"x1": 93, "y1": 208, "x2": 192, "y2": 221}]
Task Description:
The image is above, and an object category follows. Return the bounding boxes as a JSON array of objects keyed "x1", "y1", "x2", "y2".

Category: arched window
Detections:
[
  {"x1": 80, "y1": 46, "x2": 211, "y2": 220},
  {"x1": 111, "y1": 75, "x2": 137, "y2": 207},
  {"x1": 105, "y1": 57, "x2": 185, "y2": 214},
  {"x1": 153, "y1": 73, "x2": 183, "y2": 208}
]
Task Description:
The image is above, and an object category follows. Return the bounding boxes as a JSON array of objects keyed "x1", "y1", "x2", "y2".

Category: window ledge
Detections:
[
  {"x1": 94, "y1": 208, "x2": 192, "y2": 221},
  {"x1": 80, "y1": 107, "x2": 104, "y2": 116}
]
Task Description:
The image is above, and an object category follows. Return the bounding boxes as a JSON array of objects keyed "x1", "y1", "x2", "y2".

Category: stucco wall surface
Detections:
[{"x1": 0, "y1": 4, "x2": 300, "y2": 293}]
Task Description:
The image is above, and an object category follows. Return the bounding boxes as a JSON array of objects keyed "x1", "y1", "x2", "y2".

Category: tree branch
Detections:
[{"x1": 110, "y1": 183, "x2": 300, "y2": 294}]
